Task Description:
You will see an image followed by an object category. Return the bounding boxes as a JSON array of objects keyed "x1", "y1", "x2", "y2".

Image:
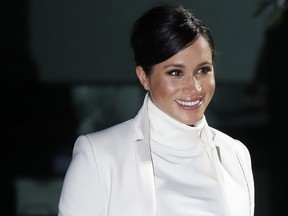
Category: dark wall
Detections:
[
  {"x1": 3, "y1": 0, "x2": 286, "y2": 216},
  {"x1": 28, "y1": 0, "x2": 266, "y2": 83}
]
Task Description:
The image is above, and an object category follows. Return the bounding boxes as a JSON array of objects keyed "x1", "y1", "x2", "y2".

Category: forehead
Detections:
[{"x1": 157, "y1": 37, "x2": 213, "y2": 66}]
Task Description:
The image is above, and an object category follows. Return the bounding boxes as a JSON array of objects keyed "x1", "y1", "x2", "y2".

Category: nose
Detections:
[{"x1": 183, "y1": 76, "x2": 201, "y2": 93}]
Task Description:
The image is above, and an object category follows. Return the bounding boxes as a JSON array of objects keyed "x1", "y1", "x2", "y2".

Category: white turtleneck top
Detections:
[{"x1": 147, "y1": 97, "x2": 227, "y2": 216}]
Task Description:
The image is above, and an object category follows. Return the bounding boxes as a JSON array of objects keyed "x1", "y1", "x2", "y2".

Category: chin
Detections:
[
  {"x1": 181, "y1": 119, "x2": 195, "y2": 126},
  {"x1": 182, "y1": 116, "x2": 201, "y2": 126}
]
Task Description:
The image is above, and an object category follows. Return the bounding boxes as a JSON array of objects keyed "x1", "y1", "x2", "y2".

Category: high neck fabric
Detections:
[
  {"x1": 147, "y1": 96, "x2": 206, "y2": 162},
  {"x1": 147, "y1": 96, "x2": 227, "y2": 216}
]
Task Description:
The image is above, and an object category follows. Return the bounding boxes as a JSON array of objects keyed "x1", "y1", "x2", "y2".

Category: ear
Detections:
[{"x1": 136, "y1": 66, "x2": 150, "y2": 90}]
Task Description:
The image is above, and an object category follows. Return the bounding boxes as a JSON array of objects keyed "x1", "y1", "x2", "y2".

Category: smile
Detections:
[{"x1": 175, "y1": 99, "x2": 200, "y2": 106}]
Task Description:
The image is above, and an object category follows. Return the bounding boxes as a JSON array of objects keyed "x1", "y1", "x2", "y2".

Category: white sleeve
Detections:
[
  {"x1": 242, "y1": 144, "x2": 255, "y2": 216},
  {"x1": 58, "y1": 135, "x2": 106, "y2": 216},
  {"x1": 237, "y1": 141, "x2": 255, "y2": 216}
]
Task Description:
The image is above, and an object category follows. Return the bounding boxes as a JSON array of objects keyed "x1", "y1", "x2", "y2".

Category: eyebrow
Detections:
[{"x1": 163, "y1": 64, "x2": 185, "y2": 69}]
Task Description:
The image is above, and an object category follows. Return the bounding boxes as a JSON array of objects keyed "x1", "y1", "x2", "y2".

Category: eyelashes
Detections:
[
  {"x1": 198, "y1": 66, "x2": 213, "y2": 74},
  {"x1": 166, "y1": 66, "x2": 213, "y2": 77},
  {"x1": 167, "y1": 69, "x2": 183, "y2": 76}
]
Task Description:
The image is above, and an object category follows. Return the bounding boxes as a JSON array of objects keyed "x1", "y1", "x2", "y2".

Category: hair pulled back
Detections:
[{"x1": 130, "y1": 4, "x2": 215, "y2": 75}]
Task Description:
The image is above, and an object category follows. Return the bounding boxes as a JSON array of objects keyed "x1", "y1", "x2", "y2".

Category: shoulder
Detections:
[
  {"x1": 210, "y1": 127, "x2": 247, "y2": 149},
  {"x1": 86, "y1": 118, "x2": 136, "y2": 143},
  {"x1": 210, "y1": 126, "x2": 251, "y2": 161},
  {"x1": 72, "y1": 117, "x2": 140, "y2": 160},
  {"x1": 209, "y1": 126, "x2": 253, "y2": 177}
]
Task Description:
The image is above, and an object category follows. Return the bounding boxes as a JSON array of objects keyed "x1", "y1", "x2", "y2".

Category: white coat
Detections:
[{"x1": 58, "y1": 95, "x2": 255, "y2": 216}]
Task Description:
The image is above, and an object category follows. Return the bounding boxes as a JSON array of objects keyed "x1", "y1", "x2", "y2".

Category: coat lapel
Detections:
[
  {"x1": 135, "y1": 139, "x2": 156, "y2": 216},
  {"x1": 205, "y1": 123, "x2": 253, "y2": 216},
  {"x1": 134, "y1": 94, "x2": 156, "y2": 216}
]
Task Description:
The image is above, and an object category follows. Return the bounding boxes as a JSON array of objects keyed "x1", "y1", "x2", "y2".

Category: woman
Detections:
[{"x1": 58, "y1": 4, "x2": 255, "y2": 216}]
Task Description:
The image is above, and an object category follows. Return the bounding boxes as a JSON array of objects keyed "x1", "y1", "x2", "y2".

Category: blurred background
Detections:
[{"x1": 2, "y1": 0, "x2": 287, "y2": 215}]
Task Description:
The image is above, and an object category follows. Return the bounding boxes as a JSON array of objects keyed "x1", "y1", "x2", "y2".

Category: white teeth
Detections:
[{"x1": 176, "y1": 99, "x2": 200, "y2": 106}]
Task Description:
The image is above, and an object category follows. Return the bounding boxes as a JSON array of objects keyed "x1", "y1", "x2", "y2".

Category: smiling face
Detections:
[{"x1": 136, "y1": 36, "x2": 215, "y2": 125}]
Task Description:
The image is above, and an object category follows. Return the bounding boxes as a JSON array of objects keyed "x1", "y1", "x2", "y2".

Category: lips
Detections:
[{"x1": 175, "y1": 99, "x2": 201, "y2": 107}]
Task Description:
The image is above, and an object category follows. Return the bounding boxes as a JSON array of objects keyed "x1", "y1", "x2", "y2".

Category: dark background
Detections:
[{"x1": 2, "y1": 0, "x2": 287, "y2": 215}]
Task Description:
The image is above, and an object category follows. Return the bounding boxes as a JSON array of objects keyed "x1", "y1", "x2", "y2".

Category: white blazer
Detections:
[{"x1": 58, "y1": 95, "x2": 255, "y2": 216}]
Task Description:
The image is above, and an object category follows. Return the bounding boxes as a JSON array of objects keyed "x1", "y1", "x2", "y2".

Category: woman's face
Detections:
[{"x1": 136, "y1": 36, "x2": 215, "y2": 125}]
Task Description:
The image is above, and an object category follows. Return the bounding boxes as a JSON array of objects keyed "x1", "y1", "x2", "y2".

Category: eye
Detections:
[
  {"x1": 197, "y1": 66, "x2": 213, "y2": 74},
  {"x1": 167, "y1": 69, "x2": 183, "y2": 77}
]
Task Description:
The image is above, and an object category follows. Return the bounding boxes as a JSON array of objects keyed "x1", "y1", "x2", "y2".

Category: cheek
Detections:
[
  {"x1": 204, "y1": 79, "x2": 216, "y2": 97},
  {"x1": 150, "y1": 78, "x2": 176, "y2": 96},
  {"x1": 159, "y1": 83, "x2": 179, "y2": 100}
]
